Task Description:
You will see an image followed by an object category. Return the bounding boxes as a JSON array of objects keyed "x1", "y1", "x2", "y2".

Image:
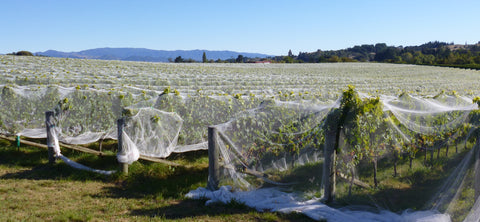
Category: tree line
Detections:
[
  {"x1": 281, "y1": 41, "x2": 480, "y2": 69},
  {"x1": 171, "y1": 41, "x2": 480, "y2": 69},
  {"x1": 7, "y1": 51, "x2": 35, "y2": 56},
  {"x1": 170, "y1": 53, "x2": 265, "y2": 64},
  {"x1": 7, "y1": 41, "x2": 480, "y2": 69}
]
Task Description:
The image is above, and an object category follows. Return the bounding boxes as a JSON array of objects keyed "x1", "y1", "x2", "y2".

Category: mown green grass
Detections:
[{"x1": 0, "y1": 139, "x2": 315, "y2": 221}]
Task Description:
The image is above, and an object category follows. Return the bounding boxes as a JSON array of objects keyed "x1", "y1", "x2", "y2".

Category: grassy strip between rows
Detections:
[{"x1": 0, "y1": 139, "x2": 315, "y2": 222}]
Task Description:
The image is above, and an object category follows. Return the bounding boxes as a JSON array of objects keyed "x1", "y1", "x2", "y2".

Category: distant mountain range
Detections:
[{"x1": 36, "y1": 48, "x2": 273, "y2": 62}]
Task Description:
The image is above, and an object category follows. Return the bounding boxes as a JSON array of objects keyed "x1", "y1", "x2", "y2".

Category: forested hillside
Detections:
[{"x1": 278, "y1": 41, "x2": 480, "y2": 69}]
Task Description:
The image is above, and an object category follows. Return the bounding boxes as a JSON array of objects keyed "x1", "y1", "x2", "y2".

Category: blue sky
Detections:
[{"x1": 1, "y1": 0, "x2": 479, "y2": 55}]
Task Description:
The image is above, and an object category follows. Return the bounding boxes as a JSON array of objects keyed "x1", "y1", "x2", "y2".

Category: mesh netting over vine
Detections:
[
  {"x1": 0, "y1": 85, "x2": 63, "y2": 138},
  {"x1": 151, "y1": 92, "x2": 264, "y2": 151},
  {"x1": 205, "y1": 87, "x2": 480, "y2": 221},
  {"x1": 3, "y1": 82, "x2": 480, "y2": 220},
  {"x1": 212, "y1": 99, "x2": 338, "y2": 191}
]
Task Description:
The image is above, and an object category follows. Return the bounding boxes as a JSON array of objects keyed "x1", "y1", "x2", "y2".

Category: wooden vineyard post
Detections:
[
  {"x1": 45, "y1": 111, "x2": 56, "y2": 164},
  {"x1": 117, "y1": 118, "x2": 128, "y2": 175},
  {"x1": 323, "y1": 110, "x2": 340, "y2": 203},
  {"x1": 207, "y1": 126, "x2": 220, "y2": 191}
]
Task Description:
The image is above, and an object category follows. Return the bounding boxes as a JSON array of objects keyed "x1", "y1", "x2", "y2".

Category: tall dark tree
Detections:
[
  {"x1": 288, "y1": 49, "x2": 293, "y2": 57},
  {"x1": 202, "y1": 52, "x2": 207, "y2": 63},
  {"x1": 235, "y1": 55, "x2": 244, "y2": 63}
]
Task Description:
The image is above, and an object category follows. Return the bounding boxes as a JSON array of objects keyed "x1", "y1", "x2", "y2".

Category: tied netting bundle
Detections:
[{"x1": 195, "y1": 86, "x2": 480, "y2": 222}]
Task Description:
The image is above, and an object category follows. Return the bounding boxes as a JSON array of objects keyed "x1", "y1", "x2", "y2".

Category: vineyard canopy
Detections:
[{"x1": 2, "y1": 55, "x2": 480, "y2": 221}]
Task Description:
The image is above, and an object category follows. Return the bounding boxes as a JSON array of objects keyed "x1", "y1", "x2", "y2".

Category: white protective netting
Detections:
[
  {"x1": 0, "y1": 85, "x2": 63, "y2": 138},
  {"x1": 0, "y1": 84, "x2": 157, "y2": 169},
  {"x1": 213, "y1": 99, "x2": 338, "y2": 191},
  {"x1": 0, "y1": 84, "x2": 266, "y2": 164},
  {"x1": 0, "y1": 84, "x2": 273, "y2": 164},
  {"x1": 0, "y1": 84, "x2": 155, "y2": 139},
  {"x1": 149, "y1": 92, "x2": 264, "y2": 152},
  {"x1": 120, "y1": 107, "x2": 183, "y2": 159},
  {"x1": 382, "y1": 93, "x2": 477, "y2": 136},
  {"x1": 45, "y1": 107, "x2": 115, "y2": 175},
  {"x1": 188, "y1": 89, "x2": 480, "y2": 222},
  {"x1": 50, "y1": 87, "x2": 143, "y2": 144}
]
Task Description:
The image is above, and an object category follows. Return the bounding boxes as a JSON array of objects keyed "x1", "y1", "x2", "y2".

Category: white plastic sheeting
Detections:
[
  {"x1": 58, "y1": 155, "x2": 115, "y2": 175},
  {"x1": 186, "y1": 186, "x2": 451, "y2": 222}
]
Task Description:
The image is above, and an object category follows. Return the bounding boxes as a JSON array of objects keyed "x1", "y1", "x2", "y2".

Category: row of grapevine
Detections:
[
  {"x1": 2, "y1": 55, "x2": 480, "y2": 97},
  {"x1": 208, "y1": 86, "x2": 480, "y2": 221},
  {"x1": 0, "y1": 84, "x2": 332, "y2": 161}
]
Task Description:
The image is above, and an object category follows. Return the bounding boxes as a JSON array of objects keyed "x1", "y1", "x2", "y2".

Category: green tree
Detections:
[
  {"x1": 235, "y1": 55, "x2": 244, "y2": 63},
  {"x1": 474, "y1": 56, "x2": 480, "y2": 64},
  {"x1": 401, "y1": 52, "x2": 414, "y2": 63},
  {"x1": 423, "y1": 54, "x2": 435, "y2": 65},
  {"x1": 202, "y1": 52, "x2": 207, "y2": 63},
  {"x1": 174, "y1": 56, "x2": 184, "y2": 63},
  {"x1": 412, "y1": 51, "x2": 424, "y2": 64},
  {"x1": 374, "y1": 43, "x2": 387, "y2": 53},
  {"x1": 282, "y1": 56, "x2": 295, "y2": 63},
  {"x1": 328, "y1": 55, "x2": 340, "y2": 63},
  {"x1": 15, "y1": 51, "x2": 34, "y2": 56},
  {"x1": 341, "y1": 57, "x2": 357, "y2": 62},
  {"x1": 374, "y1": 47, "x2": 398, "y2": 62}
]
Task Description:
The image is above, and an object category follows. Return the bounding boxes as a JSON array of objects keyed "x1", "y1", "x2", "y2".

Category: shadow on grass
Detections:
[
  {"x1": 0, "y1": 141, "x2": 208, "y2": 196},
  {"x1": 97, "y1": 160, "x2": 209, "y2": 199},
  {"x1": 333, "y1": 173, "x2": 446, "y2": 212},
  {"x1": 167, "y1": 149, "x2": 209, "y2": 163},
  {"x1": 0, "y1": 145, "x2": 49, "y2": 167},
  {"x1": 0, "y1": 144, "x2": 117, "y2": 181},
  {"x1": 129, "y1": 198, "x2": 316, "y2": 221}
]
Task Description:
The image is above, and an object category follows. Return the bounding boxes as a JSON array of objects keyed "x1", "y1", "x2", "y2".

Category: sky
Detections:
[{"x1": 1, "y1": 0, "x2": 479, "y2": 56}]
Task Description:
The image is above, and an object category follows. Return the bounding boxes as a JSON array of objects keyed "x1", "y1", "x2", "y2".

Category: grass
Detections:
[{"x1": 0, "y1": 138, "x2": 315, "y2": 221}]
